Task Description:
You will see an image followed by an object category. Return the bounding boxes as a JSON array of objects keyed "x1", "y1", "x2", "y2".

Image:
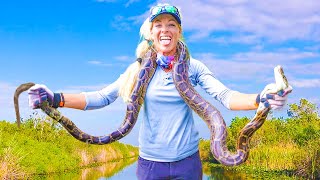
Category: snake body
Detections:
[
  {"x1": 14, "y1": 41, "x2": 291, "y2": 166},
  {"x1": 14, "y1": 51, "x2": 157, "y2": 144},
  {"x1": 173, "y1": 42, "x2": 291, "y2": 166}
]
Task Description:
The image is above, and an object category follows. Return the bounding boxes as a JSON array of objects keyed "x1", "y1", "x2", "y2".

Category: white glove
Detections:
[
  {"x1": 258, "y1": 83, "x2": 292, "y2": 110},
  {"x1": 28, "y1": 84, "x2": 54, "y2": 109}
]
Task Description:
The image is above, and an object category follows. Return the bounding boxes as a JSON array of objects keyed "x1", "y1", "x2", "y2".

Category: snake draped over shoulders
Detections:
[{"x1": 14, "y1": 41, "x2": 292, "y2": 166}]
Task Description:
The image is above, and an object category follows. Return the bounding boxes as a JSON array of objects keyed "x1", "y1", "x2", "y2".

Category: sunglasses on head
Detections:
[{"x1": 149, "y1": 5, "x2": 181, "y2": 24}]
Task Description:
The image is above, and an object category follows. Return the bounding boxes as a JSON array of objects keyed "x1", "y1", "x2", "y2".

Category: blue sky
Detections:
[{"x1": 1, "y1": 0, "x2": 319, "y2": 146}]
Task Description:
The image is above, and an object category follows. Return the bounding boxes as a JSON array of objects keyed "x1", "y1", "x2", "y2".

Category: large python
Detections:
[{"x1": 14, "y1": 41, "x2": 292, "y2": 166}]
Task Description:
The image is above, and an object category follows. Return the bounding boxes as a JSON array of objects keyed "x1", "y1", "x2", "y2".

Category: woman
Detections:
[{"x1": 28, "y1": 3, "x2": 291, "y2": 179}]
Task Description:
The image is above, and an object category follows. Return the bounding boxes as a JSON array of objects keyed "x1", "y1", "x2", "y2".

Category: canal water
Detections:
[
  {"x1": 99, "y1": 162, "x2": 295, "y2": 180},
  {"x1": 35, "y1": 158, "x2": 295, "y2": 179},
  {"x1": 98, "y1": 162, "x2": 212, "y2": 180}
]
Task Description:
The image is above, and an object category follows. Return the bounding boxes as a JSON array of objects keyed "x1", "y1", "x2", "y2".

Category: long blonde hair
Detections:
[{"x1": 118, "y1": 4, "x2": 183, "y2": 103}]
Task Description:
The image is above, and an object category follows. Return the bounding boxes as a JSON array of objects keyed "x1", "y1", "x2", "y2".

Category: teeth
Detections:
[{"x1": 160, "y1": 36, "x2": 171, "y2": 40}]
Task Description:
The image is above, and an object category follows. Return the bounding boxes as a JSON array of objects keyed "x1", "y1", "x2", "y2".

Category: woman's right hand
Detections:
[{"x1": 28, "y1": 84, "x2": 54, "y2": 109}]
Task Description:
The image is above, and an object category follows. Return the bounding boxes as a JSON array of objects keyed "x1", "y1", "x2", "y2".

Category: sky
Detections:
[{"x1": 0, "y1": 0, "x2": 319, "y2": 146}]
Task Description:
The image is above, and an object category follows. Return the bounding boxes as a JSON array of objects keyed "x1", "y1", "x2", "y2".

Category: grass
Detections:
[
  {"x1": 0, "y1": 146, "x2": 28, "y2": 179},
  {"x1": 200, "y1": 99, "x2": 320, "y2": 179},
  {"x1": 1, "y1": 98, "x2": 319, "y2": 179},
  {"x1": 0, "y1": 114, "x2": 138, "y2": 179}
]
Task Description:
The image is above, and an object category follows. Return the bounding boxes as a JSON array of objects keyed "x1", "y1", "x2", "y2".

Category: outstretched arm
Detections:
[
  {"x1": 228, "y1": 92, "x2": 258, "y2": 110},
  {"x1": 191, "y1": 59, "x2": 290, "y2": 111},
  {"x1": 28, "y1": 77, "x2": 121, "y2": 111},
  {"x1": 63, "y1": 93, "x2": 86, "y2": 110},
  {"x1": 229, "y1": 85, "x2": 292, "y2": 111}
]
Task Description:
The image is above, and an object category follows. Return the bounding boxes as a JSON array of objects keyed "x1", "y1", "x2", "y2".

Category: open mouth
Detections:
[{"x1": 160, "y1": 36, "x2": 171, "y2": 45}]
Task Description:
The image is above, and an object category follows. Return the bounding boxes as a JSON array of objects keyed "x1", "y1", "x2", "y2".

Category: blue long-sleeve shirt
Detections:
[{"x1": 82, "y1": 58, "x2": 236, "y2": 162}]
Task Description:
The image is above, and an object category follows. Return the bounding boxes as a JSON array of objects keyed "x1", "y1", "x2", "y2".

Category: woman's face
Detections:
[{"x1": 150, "y1": 14, "x2": 181, "y2": 56}]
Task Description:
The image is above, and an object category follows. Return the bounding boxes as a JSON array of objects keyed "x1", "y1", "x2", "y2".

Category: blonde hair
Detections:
[{"x1": 118, "y1": 5, "x2": 183, "y2": 103}]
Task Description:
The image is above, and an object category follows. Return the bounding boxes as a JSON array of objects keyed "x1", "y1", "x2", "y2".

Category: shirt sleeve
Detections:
[
  {"x1": 190, "y1": 58, "x2": 237, "y2": 109},
  {"x1": 81, "y1": 75, "x2": 122, "y2": 110}
]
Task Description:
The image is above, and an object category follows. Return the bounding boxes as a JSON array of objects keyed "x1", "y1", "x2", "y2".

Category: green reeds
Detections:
[
  {"x1": 200, "y1": 99, "x2": 320, "y2": 179},
  {"x1": 0, "y1": 113, "x2": 138, "y2": 179}
]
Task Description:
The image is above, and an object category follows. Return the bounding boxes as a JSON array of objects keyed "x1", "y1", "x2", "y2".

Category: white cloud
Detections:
[
  {"x1": 290, "y1": 79, "x2": 320, "y2": 88},
  {"x1": 111, "y1": 15, "x2": 133, "y2": 31},
  {"x1": 225, "y1": 34, "x2": 261, "y2": 44},
  {"x1": 115, "y1": 55, "x2": 135, "y2": 62},
  {"x1": 231, "y1": 49, "x2": 319, "y2": 63},
  {"x1": 290, "y1": 63, "x2": 320, "y2": 76},
  {"x1": 88, "y1": 60, "x2": 113, "y2": 67},
  {"x1": 111, "y1": 11, "x2": 148, "y2": 32},
  {"x1": 88, "y1": 60, "x2": 103, "y2": 65},
  {"x1": 96, "y1": 0, "x2": 117, "y2": 2},
  {"x1": 95, "y1": 0, "x2": 140, "y2": 7},
  {"x1": 125, "y1": 0, "x2": 140, "y2": 7},
  {"x1": 193, "y1": 48, "x2": 320, "y2": 83},
  {"x1": 305, "y1": 45, "x2": 320, "y2": 51},
  {"x1": 151, "y1": 0, "x2": 320, "y2": 42},
  {"x1": 198, "y1": 55, "x2": 272, "y2": 81},
  {"x1": 88, "y1": 55, "x2": 136, "y2": 67}
]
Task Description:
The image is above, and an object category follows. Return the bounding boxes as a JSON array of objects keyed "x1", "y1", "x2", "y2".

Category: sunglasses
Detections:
[{"x1": 149, "y1": 5, "x2": 181, "y2": 24}]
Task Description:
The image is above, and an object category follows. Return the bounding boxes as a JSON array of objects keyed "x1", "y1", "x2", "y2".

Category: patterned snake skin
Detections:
[
  {"x1": 14, "y1": 41, "x2": 291, "y2": 166},
  {"x1": 173, "y1": 42, "x2": 292, "y2": 166},
  {"x1": 14, "y1": 50, "x2": 157, "y2": 144}
]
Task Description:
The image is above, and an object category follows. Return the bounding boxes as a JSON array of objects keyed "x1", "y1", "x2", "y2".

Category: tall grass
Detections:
[
  {"x1": 0, "y1": 112, "x2": 138, "y2": 178},
  {"x1": 0, "y1": 145, "x2": 28, "y2": 179},
  {"x1": 199, "y1": 99, "x2": 320, "y2": 179}
]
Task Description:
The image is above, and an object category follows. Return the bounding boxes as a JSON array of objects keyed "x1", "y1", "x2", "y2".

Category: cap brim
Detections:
[{"x1": 150, "y1": 12, "x2": 181, "y2": 24}]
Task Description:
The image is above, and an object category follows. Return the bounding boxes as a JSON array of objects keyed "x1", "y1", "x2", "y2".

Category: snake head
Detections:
[{"x1": 274, "y1": 65, "x2": 293, "y2": 96}]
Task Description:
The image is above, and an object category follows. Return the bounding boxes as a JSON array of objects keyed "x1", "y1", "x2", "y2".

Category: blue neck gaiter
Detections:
[{"x1": 156, "y1": 53, "x2": 175, "y2": 69}]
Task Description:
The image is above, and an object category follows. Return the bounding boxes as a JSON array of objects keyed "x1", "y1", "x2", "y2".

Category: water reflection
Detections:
[
  {"x1": 81, "y1": 157, "x2": 137, "y2": 180},
  {"x1": 203, "y1": 165, "x2": 249, "y2": 180},
  {"x1": 202, "y1": 162, "x2": 296, "y2": 180},
  {"x1": 33, "y1": 157, "x2": 137, "y2": 180},
  {"x1": 34, "y1": 159, "x2": 296, "y2": 179},
  {"x1": 100, "y1": 161, "x2": 138, "y2": 180}
]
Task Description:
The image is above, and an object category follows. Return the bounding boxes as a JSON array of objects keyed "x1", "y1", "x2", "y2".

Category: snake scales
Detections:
[{"x1": 14, "y1": 41, "x2": 291, "y2": 166}]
